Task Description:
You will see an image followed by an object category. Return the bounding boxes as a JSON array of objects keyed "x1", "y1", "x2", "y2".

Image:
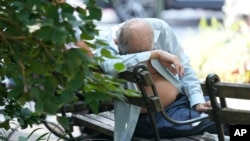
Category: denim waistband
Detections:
[{"x1": 139, "y1": 93, "x2": 185, "y2": 117}]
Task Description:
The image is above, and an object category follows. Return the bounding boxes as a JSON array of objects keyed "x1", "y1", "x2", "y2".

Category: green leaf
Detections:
[
  {"x1": 66, "y1": 75, "x2": 83, "y2": 91},
  {"x1": 30, "y1": 47, "x2": 41, "y2": 59},
  {"x1": 41, "y1": 19, "x2": 54, "y2": 27},
  {"x1": 61, "y1": 90, "x2": 75, "y2": 103},
  {"x1": 44, "y1": 77, "x2": 57, "y2": 95},
  {"x1": 19, "y1": 10, "x2": 30, "y2": 23},
  {"x1": 10, "y1": 1, "x2": 24, "y2": 10},
  {"x1": 35, "y1": 99, "x2": 44, "y2": 114},
  {"x1": 43, "y1": 101, "x2": 60, "y2": 114},
  {"x1": 8, "y1": 86, "x2": 22, "y2": 98},
  {"x1": 57, "y1": 116, "x2": 70, "y2": 131},
  {"x1": 0, "y1": 136, "x2": 7, "y2": 141},
  {"x1": 88, "y1": 100, "x2": 99, "y2": 114},
  {"x1": 62, "y1": 13, "x2": 76, "y2": 21},
  {"x1": 124, "y1": 89, "x2": 141, "y2": 97},
  {"x1": 35, "y1": 26, "x2": 53, "y2": 41},
  {"x1": 114, "y1": 63, "x2": 126, "y2": 72},
  {"x1": 18, "y1": 118, "x2": 28, "y2": 129},
  {"x1": 47, "y1": 5, "x2": 59, "y2": 22},
  {"x1": 76, "y1": 7, "x2": 87, "y2": 18},
  {"x1": 60, "y1": 2, "x2": 74, "y2": 14},
  {"x1": 0, "y1": 96, "x2": 5, "y2": 106},
  {"x1": 100, "y1": 48, "x2": 113, "y2": 58},
  {"x1": 20, "y1": 108, "x2": 32, "y2": 118},
  {"x1": 87, "y1": 7, "x2": 102, "y2": 21},
  {"x1": 30, "y1": 87, "x2": 40, "y2": 98},
  {"x1": 18, "y1": 136, "x2": 28, "y2": 141},
  {"x1": 81, "y1": 33, "x2": 95, "y2": 40},
  {"x1": 0, "y1": 120, "x2": 10, "y2": 130},
  {"x1": 51, "y1": 27, "x2": 67, "y2": 43},
  {"x1": 96, "y1": 39, "x2": 109, "y2": 46}
]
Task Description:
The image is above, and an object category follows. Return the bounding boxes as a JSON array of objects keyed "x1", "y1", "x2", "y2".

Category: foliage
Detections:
[
  {"x1": 0, "y1": 126, "x2": 58, "y2": 141},
  {"x1": 0, "y1": 128, "x2": 8, "y2": 141},
  {"x1": 0, "y1": 0, "x2": 137, "y2": 132},
  {"x1": 184, "y1": 17, "x2": 250, "y2": 83},
  {"x1": 18, "y1": 127, "x2": 51, "y2": 141}
]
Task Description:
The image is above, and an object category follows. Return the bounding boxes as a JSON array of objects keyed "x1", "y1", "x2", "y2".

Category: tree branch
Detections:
[{"x1": 0, "y1": 15, "x2": 22, "y2": 28}]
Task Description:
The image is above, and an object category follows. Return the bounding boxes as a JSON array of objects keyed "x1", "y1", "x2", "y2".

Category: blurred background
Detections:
[
  {"x1": 95, "y1": 0, "x2": 250, "y2": 122},
  {"x1": 97, "y1": 0, "x2": 224, "y2": 22},
  {"x1": 96, "y1": 0, "x2": 250, "y2": 83}
]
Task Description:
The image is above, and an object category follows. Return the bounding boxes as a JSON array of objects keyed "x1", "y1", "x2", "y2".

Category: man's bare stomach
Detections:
[{"x1": 141, "y1": 63, "x2": 179, "y2": 113}]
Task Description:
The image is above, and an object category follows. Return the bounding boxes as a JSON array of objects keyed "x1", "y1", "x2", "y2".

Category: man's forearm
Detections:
[{"x1": 149, "y1": 50, "x2": 161, "y2": 60}]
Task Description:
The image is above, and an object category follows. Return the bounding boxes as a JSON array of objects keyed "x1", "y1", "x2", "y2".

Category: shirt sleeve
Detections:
[
  {"x1": 167, "y1": 22, "x2": 205, "y2": 107},
  {"x1": 95, "y1": 46, "x2": 151, "y2": 75},
  {"x1": 146, "y1": 18, "x2": 205, "y2": 107}
]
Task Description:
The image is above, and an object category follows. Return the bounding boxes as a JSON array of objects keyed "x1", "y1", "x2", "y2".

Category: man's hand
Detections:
[
  {"x1": 150, "y1": 50, "x2": 184, "y2": 77},
  {"x1": 195, "y1": 101, "x2": 211, "y2": 112}
]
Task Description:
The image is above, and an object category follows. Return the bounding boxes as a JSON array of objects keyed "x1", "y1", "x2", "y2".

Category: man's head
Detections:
[{"x1": 117, "y1": 18, "x2": 154, "y2": 54}]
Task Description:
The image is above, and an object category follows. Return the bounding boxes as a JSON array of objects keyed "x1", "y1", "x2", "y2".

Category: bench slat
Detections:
[
  {"x1": 73, "y1": 112, "x2": 202, "y2": 141},
  {"x1": 159, "y1": 136, "x2": 201, "y2": 141},
  {"x1": 186, "y1": 134, "x2": 203, "y2": 140},
  {"x1": 85, "y1": 113, "x2": 115, "y2": 127},
  {"x1": 99, "y1": 111, "x2": 115, "y2": 120},
  {"x1": 73, "y1": 114, "x2": 114, "y2": 136},
  {"x1": 215, "y1": 82, "x2": 250, "y2": 99},
  {"x1": 207, "y1": 108, "x2": 250, "y2": 124}
]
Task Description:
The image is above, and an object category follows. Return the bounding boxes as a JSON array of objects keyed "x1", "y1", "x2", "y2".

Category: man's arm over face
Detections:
[
  {"x1": 95, "y1": 46, "x2": 151, "y2": 75},
  {"x1": 95, "y1": 45, "x2": 184, "y2": 77}
]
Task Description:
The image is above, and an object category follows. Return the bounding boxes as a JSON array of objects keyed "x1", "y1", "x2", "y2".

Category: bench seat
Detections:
[{"x1": 72, "y1": 111, "x2": 203, "y2": 141}]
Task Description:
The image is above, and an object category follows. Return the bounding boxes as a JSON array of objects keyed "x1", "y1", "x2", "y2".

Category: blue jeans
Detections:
[{"x1": 134, "y1": 95, "x2": 219, "y2": 138}]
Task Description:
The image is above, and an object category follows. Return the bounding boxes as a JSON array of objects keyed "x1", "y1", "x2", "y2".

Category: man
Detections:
[{"x1": 96, "y1": 18, "x2": 216, "y2": 141}]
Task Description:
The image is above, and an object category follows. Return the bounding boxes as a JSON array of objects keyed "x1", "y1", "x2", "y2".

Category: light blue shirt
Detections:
[{"x1": 95, "y1": 18, "x2": 205, "y2": 141}]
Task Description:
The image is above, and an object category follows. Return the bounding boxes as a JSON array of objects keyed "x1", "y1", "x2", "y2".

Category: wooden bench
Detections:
[
  {"x1": 43, "y1": 70, "x2": 250, "y2": 141},
  {"x1": 73, "y1": 110, "x2": 204, "y2": 141},
  {"x1": 72, "y1": 66, "x2": 250, "y2": 141},
  {"x1": 72, "y1": 64, "x2": 210, "y2": 141},
  {"x1": 204, "y1": 74, "x2": 250, "y2": 141}
]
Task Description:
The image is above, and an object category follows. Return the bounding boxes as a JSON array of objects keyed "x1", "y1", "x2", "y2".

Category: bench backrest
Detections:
[
  {"x1": 205, "y1": 74, "x2": 250, "y2": 124},
  {"x1": 205, "y1": 74, "x2": 250, "y2": 141}
]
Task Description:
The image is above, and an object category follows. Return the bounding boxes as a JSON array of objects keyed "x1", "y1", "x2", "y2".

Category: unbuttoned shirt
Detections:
[{"x1": 95, "y1": 18, "x2": 205, "y2": 141}]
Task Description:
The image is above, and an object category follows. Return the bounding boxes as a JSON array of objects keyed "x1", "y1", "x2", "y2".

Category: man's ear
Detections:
[{"x1": 114, "y1": 39, "x2": 118, "y2": 45}]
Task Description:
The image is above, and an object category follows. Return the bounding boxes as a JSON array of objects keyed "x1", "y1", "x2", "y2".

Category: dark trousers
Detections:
[{"x1": 134, "y1": 95, "x2": 223, "y2": 138}]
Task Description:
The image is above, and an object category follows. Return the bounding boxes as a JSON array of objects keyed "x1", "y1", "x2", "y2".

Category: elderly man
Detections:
[{"x1": 96, "y1": 18, "x2": 217, "y2": 141}]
